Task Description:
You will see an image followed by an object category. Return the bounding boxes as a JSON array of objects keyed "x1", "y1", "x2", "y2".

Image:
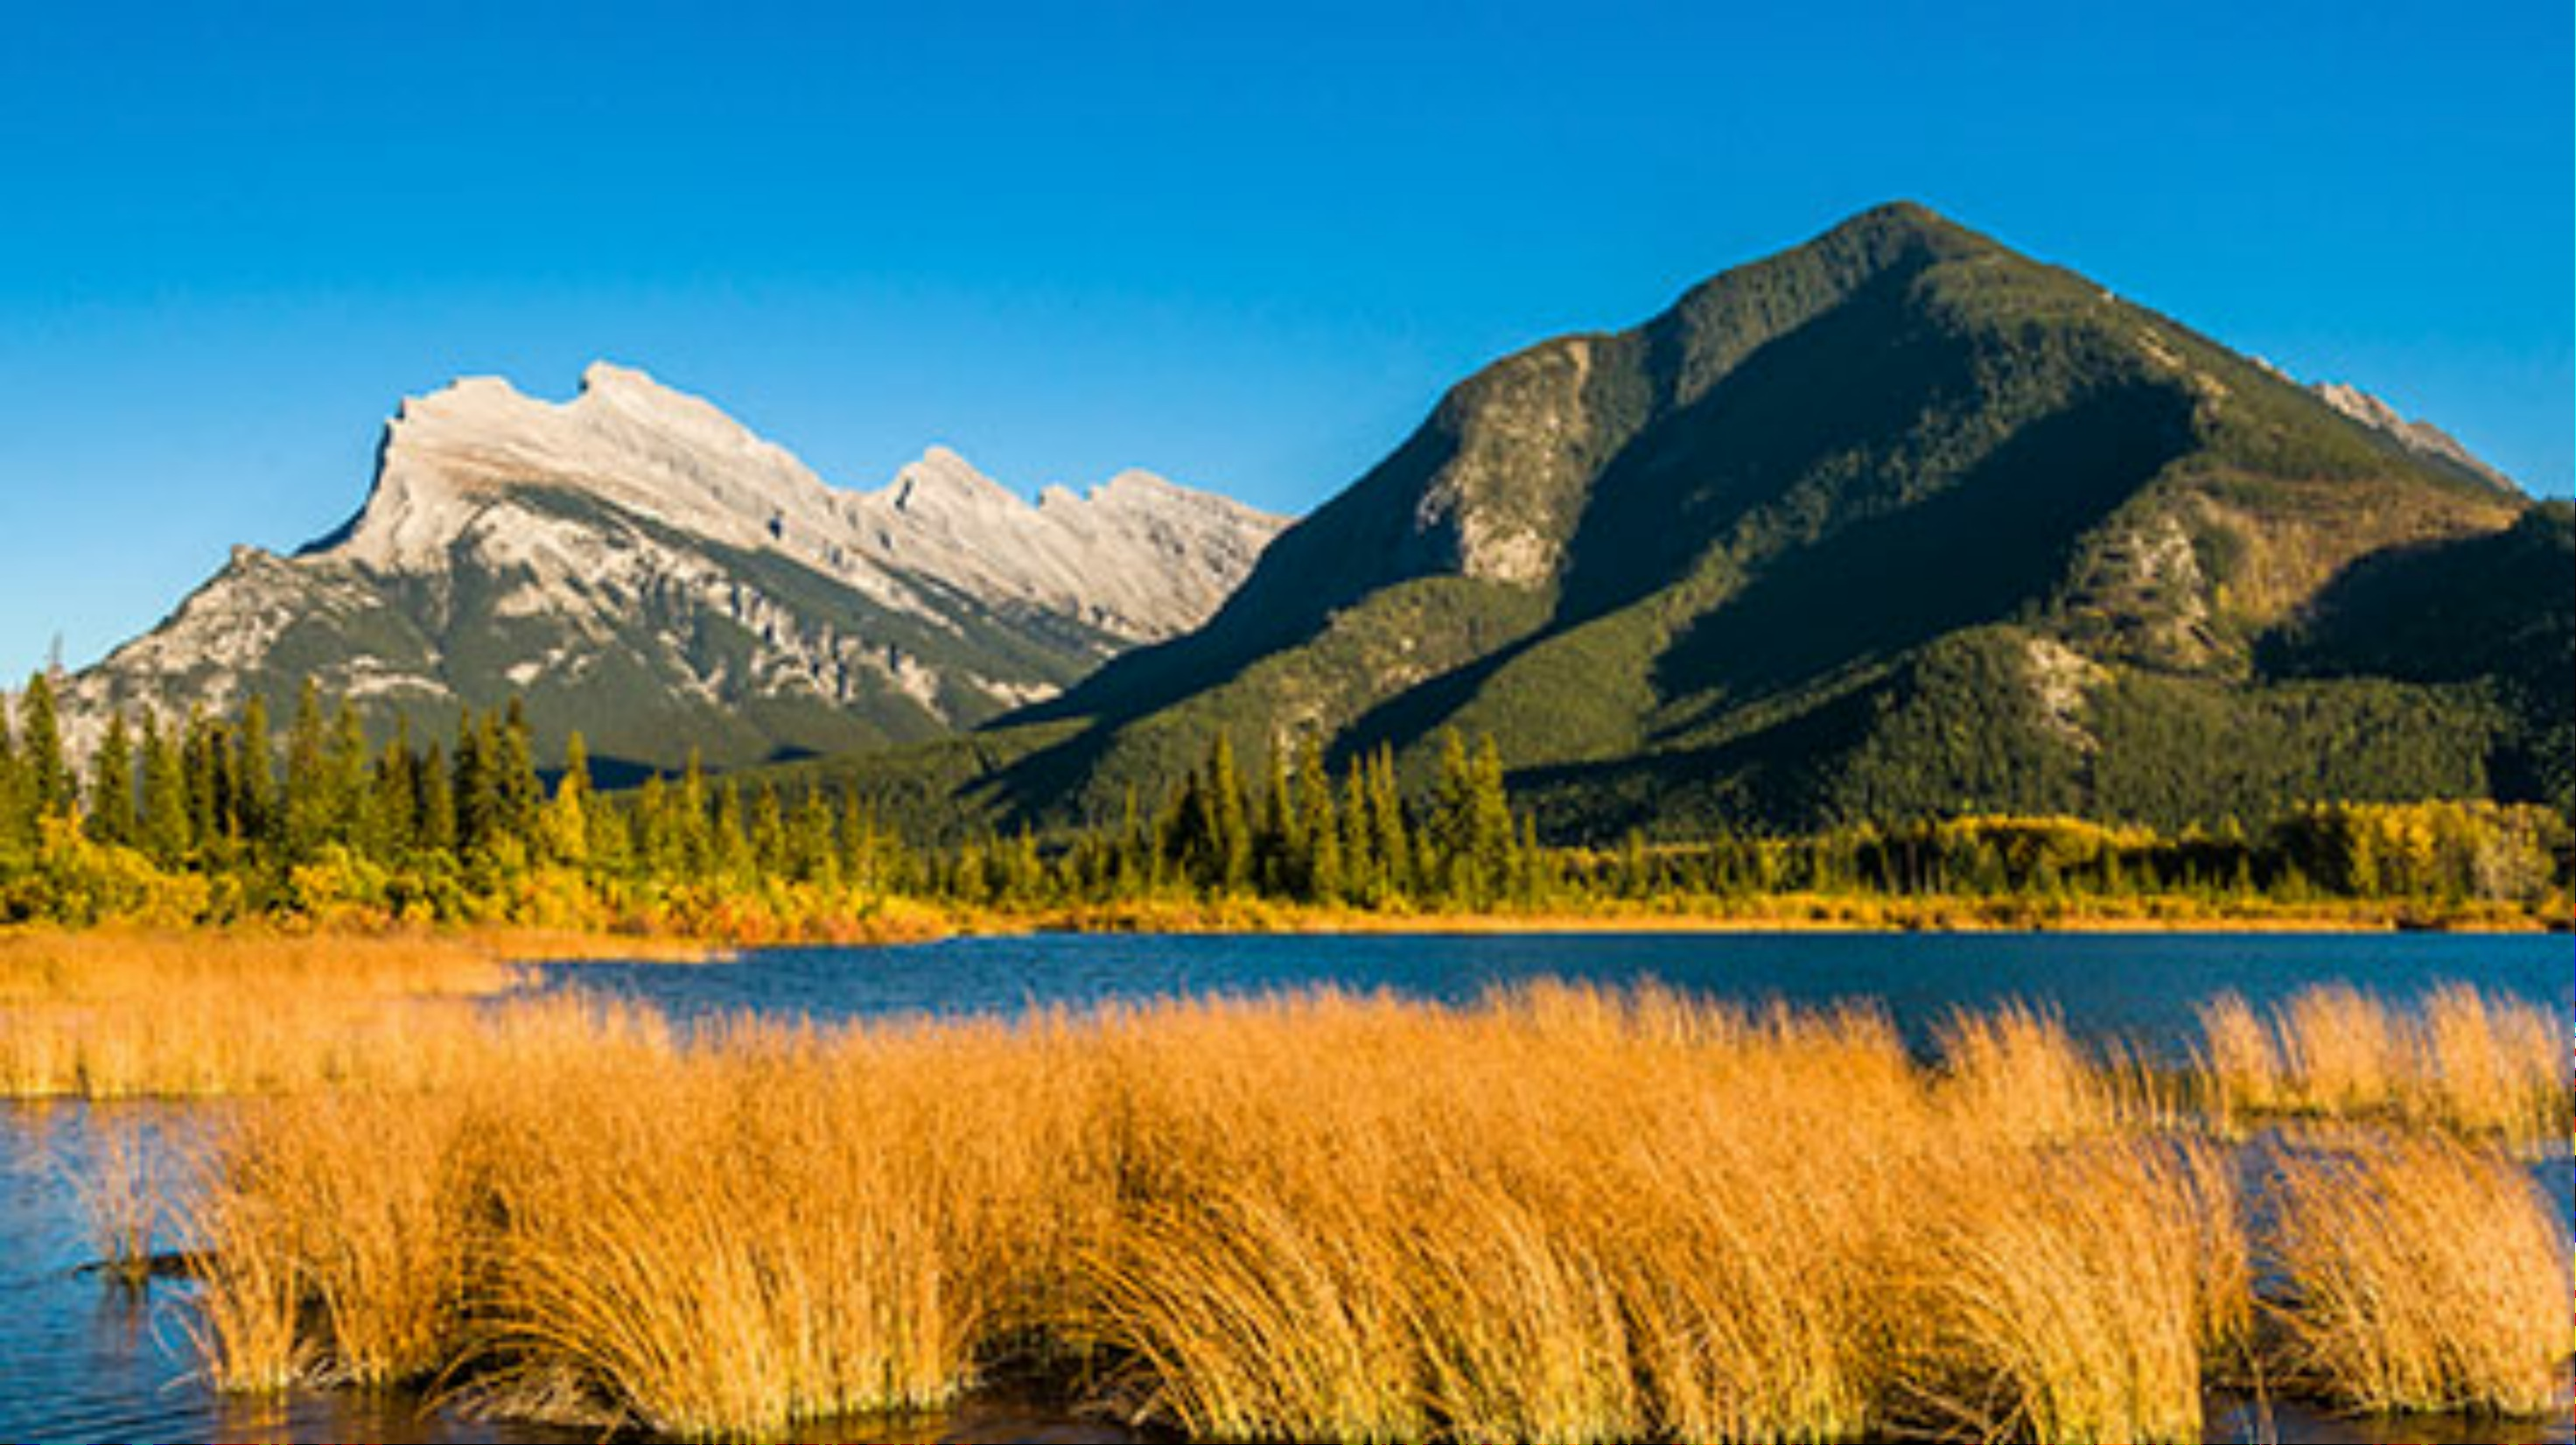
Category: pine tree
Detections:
[
  {"x1": 1295, "y1": 740, "x2": 1341, "y2": 903},
  {"x1": 839, "y1": 792, "x2": 880, "y2": 893},
  {"x1": 1257, "y1": 747, "x2": 1299, "y2": 894},
  {"x1": 281, "y1": 679, "x2": 332, "y2": 860},
  {"x1": 374, "y1": 718, "x2": 420, "y2": 859},
  {"x1": 790, "y1": 791, "x2": 837, "y2": 887},
  {"x1": 1340, "y1": 759, "x2": 1376, "y2": 902},
  {"x1": 678, "y1": 750, "x2": 711, "y2": 874},
  {"x1": 541, "y1": 732, "x2": 593, "y2": 867},
  {"x1": 749, "y1": 785, "x2": 788, "y2": 875},
  {"x1": 710, "y1": 781, "x2": 750, "y2": 880},
  {"x1": 634, "y1": 773, "x2": 675, "y2": 876},
  {"x1": 495, "y1": 698, "x2": 543, "y2": 852},
  {"x1": 1208, "y1": 733, "x2": 1252, "y2": 894},
  {"x1": 234, "y1": 693, "x2": 276, "y2": 852},
  {"x1": 416, "y1": 742, "x2": 457, "y2": 857},
  {"x1": 139, "y1": 711, "x2": 192, "y2": 866},
  {"x1": 1366, "y1": 746, "x2": 1410, "y2": 901},
  {"x1": 1463, "y1": 734, "x2": 1515, "y2": 906},
  {"x1": 18, "y1": 672, "x2": 72, "y2": 822},
  {"x1": 181, "y1": 709, "x2": 226, "y2": 853},
  {"x1": 87, "y1": 709, "x2": 137, "y2": 846},
  {"x1": 453, "y1": 710, "x2": 501, "y2": 857},
  {"x1": 328, "y1": 699, "x2": 373, "y2": 853}
]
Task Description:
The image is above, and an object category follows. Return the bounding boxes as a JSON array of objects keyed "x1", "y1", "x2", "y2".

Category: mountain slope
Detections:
[
  {"x1": 66, "y1": 363, "x2": 1286, "y2": 774},
  {"x1": 986, "y1": 202, "x2": 2544, "y2": 833}
]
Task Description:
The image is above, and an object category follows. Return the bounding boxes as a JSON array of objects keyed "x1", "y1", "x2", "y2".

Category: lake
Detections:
[{"x1": 2, "y1": 929, "x2": 2567, "y2": 1444}]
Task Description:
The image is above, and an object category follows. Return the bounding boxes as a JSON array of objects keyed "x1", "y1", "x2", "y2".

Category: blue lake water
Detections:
[
  {"x1": 537, "y1": 929, "x2": 2575, "y2": 1056},
  {"x1": 4, "y1": 929, "x2": 2569, "y2": 1444}
]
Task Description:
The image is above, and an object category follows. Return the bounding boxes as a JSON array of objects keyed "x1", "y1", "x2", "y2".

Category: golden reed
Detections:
[{"x1": 150, "y1": 982, "x2": 2572, "y2": 1442}]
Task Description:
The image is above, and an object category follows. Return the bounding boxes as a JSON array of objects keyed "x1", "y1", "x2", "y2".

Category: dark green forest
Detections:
[{"x1": 3, "y1": 677, "x2": 2563, "y2": 936}]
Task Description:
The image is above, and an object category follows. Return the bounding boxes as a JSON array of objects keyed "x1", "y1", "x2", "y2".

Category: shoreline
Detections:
[{"x1": 5, "y1": 895, "x2": 2559, "y2": 962}]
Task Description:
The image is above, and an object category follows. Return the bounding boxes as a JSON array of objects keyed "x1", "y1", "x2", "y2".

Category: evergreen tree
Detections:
[
  {"x1": 87, "y1": 709, "x2": 137, "y2": 847},
  {"x1": 1366, "y1": 747, "x2": 1410, "y2": 900},
  {"x1": 749, "y1": 784, "x2": 788, "y2": 875},
  {"x1": 1461, "y1": 735, "x2": 1515, "y2": 906},
  {"x1": 18, "y1": 672, "x2": 71, "y2": 822},
  {"x1": 374, "y1": 718, "x2": 421, "y2": 858},
  {"x1": 839, "y1": 792, "x2": 881, "y2": 893},
  {"x1": 282, "y1": 680, "x2": 332, "y2": 859},
  {"x1": 1340, "y1": 759, "x2": 1376, "y2": 901},
  {"x1": 234, "y1": 693, "x2": 276, "y2": 853},
  {"x1": 1295, "y1": 740, "x2": 1341, "y2": 903},
  {"x1": 789, "y1": 791, "x2": 837, "y2": 887},
  {"x1": 1208, "y1": 733, "x2": 1252, "y2": 893},
  {"x1": 1257, "y1": 747, "x2": 1299, "y2": 894},
  {"x1": 710, "y1": 781, "x2": 750, "y2": 880},
  {"x1": 452, "y1": 710, "x2": 500, "y2": 857},
  {"x1": 181, "y1": 709, "x2": 226, "y2": 852},
  {"x1": 327, "y1": 699, "x2": 374, "y2": 853},
  {"x1": 634, "y1": 773, "x2": 676, "y2": 876},
  {"x1": 416, "y1": 742, "x2": 457, "y2": 857},
  {"x1": 495, "y1": 698, "x2": 543, "y2": 849},
  {"x1": 678, "y1": 750, "x2": 712, "y2": 873},
  {"x1": 139, "y1": 711, "x2": 192, "y2": 866},
  {"x1": 541, "y1": 732, "x2": 593, "y2": 867}
]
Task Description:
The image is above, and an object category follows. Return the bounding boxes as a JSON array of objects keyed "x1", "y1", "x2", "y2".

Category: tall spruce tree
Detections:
[
  {"x1": 137, "y1": 712, "x2": 189, "y2": 866},
  {"x1": 18, "y1": 672, "x2": 71, "y2": 823},
  {"x1": 87, "y1": 709, "x2": 137, "y2": 847},
  {"x1": 234, "y1": 693, "x2": 275, "y2": 852}
]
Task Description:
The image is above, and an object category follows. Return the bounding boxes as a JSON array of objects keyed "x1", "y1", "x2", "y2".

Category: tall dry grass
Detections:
[
  {"x1": 63, "y1": 1106, "x2": 164, "y2": 1286},
  {"x1": 2192, "y1": 983, "x2": 2572, "y2": 1152},
  {"x1": 2268, "y1": 1134, "x2": 2572, "y2": 1416},
  {"x1": 177, "y1": 984, "x2": 2289, "y2": 1443},
  {"x1": 0, "y1": 929, "x2": 534, "y2": 1098}
]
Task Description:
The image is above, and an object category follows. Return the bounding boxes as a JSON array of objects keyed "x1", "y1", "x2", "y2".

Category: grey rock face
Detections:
[
  {"x1": 65, "y1": 363, "x2": 1287, "y2": 769},
  {"x1": 2310, "y1": 381, "x2": 2518, "y2": 494}
]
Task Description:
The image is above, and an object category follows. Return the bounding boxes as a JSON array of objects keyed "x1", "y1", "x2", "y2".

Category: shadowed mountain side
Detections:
[{"x1": 962, "y1": 200, "x2": 2538, "y2": 838}]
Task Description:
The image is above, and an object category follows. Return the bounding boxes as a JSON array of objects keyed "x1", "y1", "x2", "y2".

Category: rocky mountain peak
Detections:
[
  {"x1": 2311, "y1": 381, "x2": 2517, "y2": 494},
  {"x1": 886, "y1": 446, "x2": 1019, "y2": 515},
  {"x1": 68, "y1": 361, "x2": 1291, "y2": 772}
]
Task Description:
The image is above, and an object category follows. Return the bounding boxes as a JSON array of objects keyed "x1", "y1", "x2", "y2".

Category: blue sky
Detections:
[{"x1": 1, "y1": 0, "x2": 2566, "y2": 678}]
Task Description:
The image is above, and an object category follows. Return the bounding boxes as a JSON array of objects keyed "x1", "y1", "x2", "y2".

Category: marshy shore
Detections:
[{"x1": 12, "y1": 936, "x2": 2564, "y2": 1445}]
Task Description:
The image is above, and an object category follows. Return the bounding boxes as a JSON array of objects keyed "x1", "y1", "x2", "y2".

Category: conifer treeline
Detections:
[{"x1": 0, "y1": 677, "x2": 2565, "y2": 931}]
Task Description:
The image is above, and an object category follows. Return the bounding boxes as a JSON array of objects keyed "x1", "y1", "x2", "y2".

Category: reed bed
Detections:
[
  {"x1": 2267, "y1": 1134, "x2": 2572, "y2": 1416},
  {"x1": 162, "y1": 982, "x2": 2576, "y2": 1444},
  {"x1": 2192, "y1": 983, "x2": 2572, "y2": 1151},
  {"x1": 0, "y1": 929, "x2": 531, "y2": 1098}
]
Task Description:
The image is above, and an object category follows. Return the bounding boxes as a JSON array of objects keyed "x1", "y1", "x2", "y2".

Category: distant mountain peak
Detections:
[
  {"x1": 66, "y1": 363, "x2": 1290, "y2": 771},
  {"x1": 1007, "y1": 200, "x2": 2541, "y2": 836},
  {"x1": 2310, "y1": 381, "x2": 2518, "y2": 494}
]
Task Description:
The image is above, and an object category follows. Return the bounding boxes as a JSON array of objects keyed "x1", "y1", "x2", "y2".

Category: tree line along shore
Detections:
[{"x1": 0, "y1": 676, "x2": 2566, "y2": 939}]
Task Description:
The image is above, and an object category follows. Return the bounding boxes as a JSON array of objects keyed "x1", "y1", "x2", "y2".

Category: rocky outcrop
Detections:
[
  {"x1": 65, "y1": 364, "x2": 1287, "y2": 770},
  {"x1": 2311, "y1": 381, "x2": 2518, "y2": 494}
]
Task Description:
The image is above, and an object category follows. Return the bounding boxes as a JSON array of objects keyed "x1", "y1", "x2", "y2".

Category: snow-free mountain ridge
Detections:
[{"x1": 66, "y1": 364, "x2": 1287, "y2": 773}]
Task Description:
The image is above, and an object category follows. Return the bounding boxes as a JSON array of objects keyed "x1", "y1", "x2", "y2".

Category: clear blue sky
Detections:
[{"x1": 1, "y1": 0, "x2": 2566, "y2": 679}]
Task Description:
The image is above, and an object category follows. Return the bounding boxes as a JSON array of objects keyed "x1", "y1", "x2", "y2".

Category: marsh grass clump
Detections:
[
  {"x1": 0, "y1": 929, "x2": 530, "y2": 1098},
  {"x1": 2415, "y1": 982, "x2": 2571, "y2": 1147},
  {"x1": 176, "y1": 979, "x2": 2574, "y2": 1443},
  {"x1": 1888, "y1": 1136, "x2": 2248, "y2": 1444},
  {"x1": 2266, "y1": 1134, "x2": 2574, "y2": 1418},
  {"x1": 2192, "y1": 984, "x2": 2572, "y2": 1152},
  {"x1": 65, "y1": 1107, "x2": 164, "y2": 1287}
]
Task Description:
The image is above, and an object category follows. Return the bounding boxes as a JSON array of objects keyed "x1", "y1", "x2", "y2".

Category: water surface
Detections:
[{"x1": 5, "y1": 929, "x2": 2567, "y2": 1443}]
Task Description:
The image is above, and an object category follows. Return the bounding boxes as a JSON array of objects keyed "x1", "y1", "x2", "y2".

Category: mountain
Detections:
[
  {"x1": 937, "y1": 202, "x2": 2555, "y2": 835},
  {"x1": 64, "y1": 363, "x2": 1287, "y2": 775}
]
